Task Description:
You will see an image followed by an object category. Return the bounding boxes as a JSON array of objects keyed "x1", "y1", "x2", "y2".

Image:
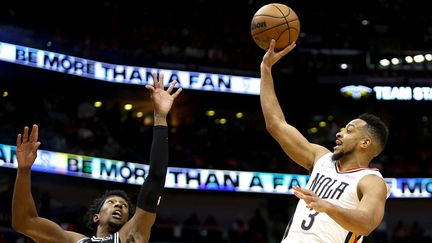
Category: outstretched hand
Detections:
[
  {"x1": 16, "y1": 124, "x2": 41, "y2": 170},
  {"x1": 262, "y1": 39, "x2": 297, "y2": 68},
  {"x1": 293, "y1": 186, "x2": 329, "y2": 213},
  {"x1": 145, "y1": 72, "x2": 182, "y2": 116}
]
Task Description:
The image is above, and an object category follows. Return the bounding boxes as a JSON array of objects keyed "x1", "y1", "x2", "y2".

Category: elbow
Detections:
[
  {"x1": 11, "y1": 218, "x2": 23, "y2": 232},
  {"x1": 358, "y1": 224, "x2": 375, "y2": 236},
  {"x1": 263, "y1": 114, "x2": 285, "y2": 134},
  {"x1": 360, "y1": 229, "x2": 373, "y2": 237},
  {"x1": 265, "y1": 120, "x2": 279, "y2": 135},
  {"x1": 265, "y1": 122, "x2": 274, "y2": 134},
  {"x1": 11, "y1": 215, "x2": 31, "y2": 233}
]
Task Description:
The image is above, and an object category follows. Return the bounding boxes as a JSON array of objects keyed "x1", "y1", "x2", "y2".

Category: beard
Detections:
[
  {"x1": 332, "y1": 151, "x2": 344, "y2": 161},
  {"x1": 332, "y1": 148, "x2": 354, "y2": 161}
]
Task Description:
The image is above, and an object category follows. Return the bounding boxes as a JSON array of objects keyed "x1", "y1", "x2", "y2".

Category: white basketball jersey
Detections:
[{"x1": 281, "y1": 152, "x2": 388, "y2": 243}]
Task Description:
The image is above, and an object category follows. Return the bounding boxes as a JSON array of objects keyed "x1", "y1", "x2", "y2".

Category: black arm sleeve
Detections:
[{"x1": 136, "y1": 126, "x2": 168, "y2": 213}]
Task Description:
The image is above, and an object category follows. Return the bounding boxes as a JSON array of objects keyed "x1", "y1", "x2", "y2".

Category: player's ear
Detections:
[
  {"x1": 93, "y1": 214, "x2": 100, "y2": 223},
  {"x1": 360, "y1": 137, "x2": 371, "y2": 149}
]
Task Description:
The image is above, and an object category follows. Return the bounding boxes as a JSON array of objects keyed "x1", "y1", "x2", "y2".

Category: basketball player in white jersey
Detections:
[
  {"x1": 260, "y1": 40, "x2": 390, "y2": 243},
  {"x1": 12, "y1": 73, "x2": 182, "y2": 243}
]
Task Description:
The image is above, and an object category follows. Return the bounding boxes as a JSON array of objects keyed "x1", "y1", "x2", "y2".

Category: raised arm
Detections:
[
  {"x1": 260, "y1": 40, "x2": 329, "y2": 171},
  {"x1": 119, "y1": 73, "x2": 182, "y2": 242},
  {"x1": 12, "y1": 125, "x2": 84, "y2": 242}
]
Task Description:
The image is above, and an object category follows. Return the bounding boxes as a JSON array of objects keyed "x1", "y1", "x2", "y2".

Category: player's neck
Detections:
[
  {"x1": 337, "y1": 157, "x2": 369, "y2": 170},
  {"x1": 96, "y1": 226, "x2": 114, "y2": 238}
]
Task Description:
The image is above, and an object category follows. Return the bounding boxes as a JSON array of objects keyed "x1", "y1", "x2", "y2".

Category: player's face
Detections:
[
  {"x1": 96, "y1": 196, "x2": 130, "y2": 231},
  {"x1": 332, "y1": 119, "x2": 368, "y2": 161}
]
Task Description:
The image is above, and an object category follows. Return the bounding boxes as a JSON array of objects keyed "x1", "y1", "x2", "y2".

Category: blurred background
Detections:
[{"x1": 0, "y1": 0, "x2": 431, "y2": 242}]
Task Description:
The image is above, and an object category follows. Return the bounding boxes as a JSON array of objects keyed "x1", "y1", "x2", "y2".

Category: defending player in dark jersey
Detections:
[{"x1": 12, "y1": 73, "x2": 182, "y2": 243}]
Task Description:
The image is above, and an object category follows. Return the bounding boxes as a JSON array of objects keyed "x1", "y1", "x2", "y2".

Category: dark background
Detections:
[{"x1": 0, "y1": 0, "x2": 431, "y2": 242}]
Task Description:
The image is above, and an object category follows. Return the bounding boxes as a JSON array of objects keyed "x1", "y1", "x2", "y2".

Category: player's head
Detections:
[
  {"x1": 332, "y1": 113, "x2": 389, "y2": 161},
  {"x1": 86, "y1": 190, "x2": 135, "y2": 234}
]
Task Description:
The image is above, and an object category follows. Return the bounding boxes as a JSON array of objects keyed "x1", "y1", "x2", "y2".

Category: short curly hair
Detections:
[
  {"x1": 85, "y1": 189, "x2": 135, "y2": 233},
  {"x1": 358, "y1": 113, "x2": 389, "y2": 151}
]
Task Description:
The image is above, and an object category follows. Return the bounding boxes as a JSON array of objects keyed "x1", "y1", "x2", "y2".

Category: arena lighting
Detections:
[
  {"x1": 339, "y1": 63, "x2": 348, "y2": 69},
  {"x1": 206, "y1": 110, "x2": 216, "y2": 116},
  {"x1": 235, "y1": 112, "x2": 244, "y2": 119},
  {"x1": 414, "y1": 54, "x2": 425, "y2": 63},
  {"x1": 361, "y1": 19, "x2": 369, "y2": 26},
  {"x1": 379, "y1": 59, "x2": 390, "y2": 66},
  {"x1": 0, "y1": 41, "x2": 260, "y2": 95},
  {"x1": 94, "y1": 101, "x2": 102, "y2": 107},
  {"x1": 405, "y1": 56, "x2": 413, "y2": 63},
  {"x1": 0, "y1": 143, "x2": 430, "y2": 198},
  {"x1": 379, "y1": 54, "x2": 432, "y2": 67},
  {"x1": 391, "y1": 58, "x2": 400, "y2": 65},
  {"x1": 307, "y1": 127, "x2": 318, "y2": 134}
]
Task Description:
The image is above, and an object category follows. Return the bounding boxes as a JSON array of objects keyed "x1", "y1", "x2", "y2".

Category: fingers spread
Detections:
[
  {"x1": 152, "y1": 72, "x2": 159, "y2": 88},
  {"x1": 32, "y1": 142, "x2": 41, "y2": 153},
  {"x1": 172, "y1": 88, "x2": 183, "y2": 99},
  {"x1": 17, "y1": 134, "x2": 22, "y2": 147},
  {"x1": 29, "y1": 124, "x2": 39, "y2": 143},
  {"x1": 159, "y1": 73, "x2": 165, "y2": 88},
  {"x1": 166, "y1": 80, "x2": 177, "y2": 94},
  {"x1": 23, "y1": 126, "x2": 29, "y2": 142},
  {"x1": 145, "y1": 85, "x2": 155, "y2": 92}
]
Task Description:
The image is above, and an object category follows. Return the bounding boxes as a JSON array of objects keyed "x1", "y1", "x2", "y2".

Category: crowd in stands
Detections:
[{"x1": 1, "y1": 0, "x2": 432, "y2": 77}]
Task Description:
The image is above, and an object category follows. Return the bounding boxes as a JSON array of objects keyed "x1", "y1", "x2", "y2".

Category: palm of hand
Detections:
[
  {"x1": 16, "y1": 125, "x2": 40, "y2": 170},
  {"x1": 16, "y1": 142, "x2": 37, "y2": 170},
  {"x1": 152, "y1": 88, "x2": 174, "y2": 114}
]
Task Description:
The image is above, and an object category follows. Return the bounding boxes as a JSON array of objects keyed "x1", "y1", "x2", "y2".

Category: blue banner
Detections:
[{"x1": 0, "y1": 41, "x2": 260, "y2": 95}]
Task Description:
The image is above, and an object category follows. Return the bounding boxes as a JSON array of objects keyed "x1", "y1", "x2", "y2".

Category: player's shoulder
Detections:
[
  {"x1": 314, "y1": 151, "x2": 333, "y2": 165},
  {"x1": 358, "y1": 174, "x2": 390, "y2": 197},
  {"x1": 311, "y1": 145, "x2": 332, "y2": 164}
]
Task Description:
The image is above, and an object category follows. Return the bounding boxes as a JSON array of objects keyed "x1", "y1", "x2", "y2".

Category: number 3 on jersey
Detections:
[{"x1": 301, "y1": 211, "x2": 319, "y2": 230}]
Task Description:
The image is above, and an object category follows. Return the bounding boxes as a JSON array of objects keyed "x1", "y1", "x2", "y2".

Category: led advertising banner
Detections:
[
  {"x1": 340, "y1": 85, "x2": 432, "y2": 101},
  {"x1": 1, "y1": 144, "x2": 430, "y2": 198},
  {"x1": 0, "y1": 41, "x2": 260, "y2": 95},
  {"x1": 374, "y1": 86, "x2": 432, "y2": 101}
]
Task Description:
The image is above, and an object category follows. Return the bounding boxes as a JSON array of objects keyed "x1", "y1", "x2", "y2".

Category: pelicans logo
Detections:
[{"x1": 340, "y1": 85, "x2": 373, "y2": 100}]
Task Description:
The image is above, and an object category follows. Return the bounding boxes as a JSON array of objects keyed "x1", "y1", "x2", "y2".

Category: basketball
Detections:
[{"x1": 250, "y1": 3, "x2": 300, "y2": 51}]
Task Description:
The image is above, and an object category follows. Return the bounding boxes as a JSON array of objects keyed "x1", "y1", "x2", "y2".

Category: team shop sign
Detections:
[
  {"x1": 0, "y1": 41, "x2": 260, "y2": 95},
  {"x1": 0, "y1": 144, "x2": 431, "y2": 198},
  {"x1": 374, "y1": 86, "x2": 432, "y2": 101}
]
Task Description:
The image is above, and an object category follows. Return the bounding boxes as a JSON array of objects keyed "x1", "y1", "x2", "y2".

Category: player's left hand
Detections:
[
  {"x1": 145, "y1": 72, "x2": 182, "y2": 116},
  {"x1": 16, "y1": 124, "x2": 41, "y2": 170},
  {"x1": 292, "y1": 186, "x2": 329, "y2": 213}
]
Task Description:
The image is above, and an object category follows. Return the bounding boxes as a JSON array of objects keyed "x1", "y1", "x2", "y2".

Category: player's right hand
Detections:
[{"x1": 262, "y1": 39, "x2": 297, "y2": 68}]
